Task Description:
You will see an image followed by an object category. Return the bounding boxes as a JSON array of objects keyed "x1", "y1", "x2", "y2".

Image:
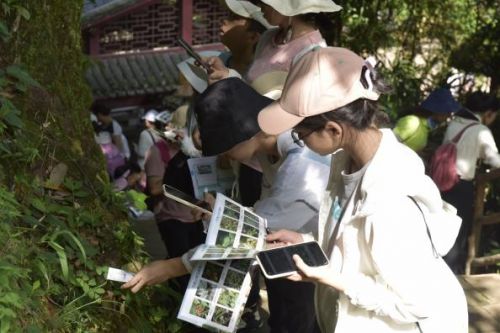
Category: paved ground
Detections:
[{"x1": 130, "y1": 217, "x2": 500, "y2": 333}]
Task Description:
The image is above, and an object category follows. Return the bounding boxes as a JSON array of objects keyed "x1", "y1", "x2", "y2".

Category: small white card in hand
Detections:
[{"x1": 106, "y1": 267, "x2": 134, "y2": 283}]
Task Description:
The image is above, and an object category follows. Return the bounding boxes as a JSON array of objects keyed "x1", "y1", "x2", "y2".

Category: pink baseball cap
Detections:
[{"x1": 258, "y1": 47, "x2": 380, "y2": 135}]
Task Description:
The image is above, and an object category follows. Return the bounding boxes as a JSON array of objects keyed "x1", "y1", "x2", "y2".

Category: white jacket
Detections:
[{"x1": 315, "y1": 129, "x2": 468, "y2": 333}]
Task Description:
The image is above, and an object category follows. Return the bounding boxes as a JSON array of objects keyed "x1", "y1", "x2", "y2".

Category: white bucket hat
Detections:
[
  {"x1": 225, "y1": 0, "x2": 274, "y2": 29},
  {"x1": 261, "y1": 0, "x2": 342, "y2": 16},
  {"x1": 177, "y1": 50, "x2": 221, "y2": 93},
  {"x1": 141, "y1": 109, "x2": 158, "y2": 122}
]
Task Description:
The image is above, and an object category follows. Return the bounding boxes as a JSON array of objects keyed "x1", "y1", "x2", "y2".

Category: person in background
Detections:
[
  {"x1": 258, "y1": 47, "x2": 467, "y2": 333},
  {"x1": 95, "y1": 130, "x2": 126, "y2": 178},
  {"x1": 113, "y1": 162, "x2": 143, "y2": 192},
  {"x1": 441, "y1": 92, "x2": 500, "y2": 274},
  {"x1": 393, "y1": 87, "x2": 460, "y2": 155},
  {"x1": 143, "y1": 111, "x2": 205, "y2": 292},
  {"x1": 92, "y1": 103, "x2": 129, "y2": 158},
  {"x1": 137, "y1": 109, "x2": 161, "y2": 170}
]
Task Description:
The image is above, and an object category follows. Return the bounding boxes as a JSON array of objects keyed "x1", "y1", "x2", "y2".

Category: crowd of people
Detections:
[{"x1": 88, "y1": 1, "x2": 500, "y2": 332}]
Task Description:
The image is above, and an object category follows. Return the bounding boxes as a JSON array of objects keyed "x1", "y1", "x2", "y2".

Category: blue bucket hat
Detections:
[{"x1": 420, "y1": 88, "x2": 461, "y2": 114}]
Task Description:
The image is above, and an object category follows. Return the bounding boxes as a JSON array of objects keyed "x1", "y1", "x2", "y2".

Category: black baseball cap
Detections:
[{"x1": 194, "y1": 77, "x2": 273, "y2": 156}]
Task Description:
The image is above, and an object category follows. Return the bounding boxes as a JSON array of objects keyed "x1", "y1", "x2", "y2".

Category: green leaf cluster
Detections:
[{"x1": 335, "y1": 0, "x2": 498, "y2": 115}]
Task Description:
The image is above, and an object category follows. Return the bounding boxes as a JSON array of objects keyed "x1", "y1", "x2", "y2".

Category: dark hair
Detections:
[
  {"x1": 465, "y1": 92, "x2": 499, "y2": 113},
  {"x1": 247, "y1": 19, "x2": 266, "y2": 35},
  {"x1": 113, "y1": 162, "x2": 141, "y2": 179},
  {"x1": 297, "y1": 13, "x2": 337, "y2": 45},
  {"x1": 296, "y1": 66, "x2": 391, "y2": 131},
  {"x1": 92, "y1": 103, "x2": 111, "y2": 116}
]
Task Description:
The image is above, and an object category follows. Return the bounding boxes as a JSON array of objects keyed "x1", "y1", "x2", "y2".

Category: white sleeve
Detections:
[
  {"x1": 342, "y1": 198, "x2": 442, "y2": 324},
  {"x1": 120, "y1": 134, "x2": 130, "y2": 159},
  {"x1": 180, "y1": 246, "x2": 201, "y2": 273},
  {"x1": 254, "y1": 149, "x2": 329, "y2": 233},
  {"x1": 227, "y1": 69, "x2": 242, "y2": 79},
  {"x1": 478, "y1": 128, "x2": 500, "y2": 168},
  {"x1": 112, "y1": 120, "x2": 123, "y2": 136},
  {"x1": 137, "y1": 131, "x2": 153, "y2": 158}
]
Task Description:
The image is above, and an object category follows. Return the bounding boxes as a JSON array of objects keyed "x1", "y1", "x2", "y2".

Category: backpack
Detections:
[
  {"x1": 429, "y1": 123, "x2": 478, "y2": 192},
  {"x1": 154, "y1": 139, "x2": 195, "y2": 197}
]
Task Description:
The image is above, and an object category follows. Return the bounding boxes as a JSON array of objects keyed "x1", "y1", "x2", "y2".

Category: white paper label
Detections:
[{"x1": 106, "y1": 267, "x2": 134, "y2": 283}]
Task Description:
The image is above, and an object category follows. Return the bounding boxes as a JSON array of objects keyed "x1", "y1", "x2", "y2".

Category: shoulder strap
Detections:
[
  {"x1": 451, "y1": 122, "x2": 478, "y2": 143},
  {"x1": 147, "y1": 129, "x2": 156, "y2": 143},
  {"x1": 408, "y1": 196, "x2": 439, "y2": 258}
]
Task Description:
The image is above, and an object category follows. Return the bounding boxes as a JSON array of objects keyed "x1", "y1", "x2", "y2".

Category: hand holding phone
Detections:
[
  {"x1": 177, "y1": 37, "x2": 212, "y2": 73},
  {"x1": 256, "y1": 241, "x2": 328, "y2": 279}
]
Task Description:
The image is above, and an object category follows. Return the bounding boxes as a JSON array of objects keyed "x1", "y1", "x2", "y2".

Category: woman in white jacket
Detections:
[{"x1": 258, "y1": 47, "x2": 468, "y2": 333}]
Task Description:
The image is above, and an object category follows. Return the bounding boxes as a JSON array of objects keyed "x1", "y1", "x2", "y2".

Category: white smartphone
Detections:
[{"x1": 256, "y1": 241, "x2": 329, "y2": 279}]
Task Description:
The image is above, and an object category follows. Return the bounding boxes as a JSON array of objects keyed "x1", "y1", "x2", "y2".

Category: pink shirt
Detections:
[
  {"x1": 144, "y1": 144, "x2": 196, "y2": 223},
  {"x1": 246, "y1": 29, "x2": 325, "y2": 83}
]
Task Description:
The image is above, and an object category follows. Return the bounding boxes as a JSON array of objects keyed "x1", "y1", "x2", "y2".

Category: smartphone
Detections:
[
  {"x1": 177, "y1": 37, "x2": 212, "y2": 73},
  {"x1": 256, "y1": 241, "x2": 329, "y2": 279},
  {"x1": 162, "y1": 184, "x2": 212, "y2": 215}
]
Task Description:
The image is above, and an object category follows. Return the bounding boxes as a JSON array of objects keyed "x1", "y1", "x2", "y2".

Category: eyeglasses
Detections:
[{"x1": 291, "y1": 127, "x2": 323, "y2": 147}]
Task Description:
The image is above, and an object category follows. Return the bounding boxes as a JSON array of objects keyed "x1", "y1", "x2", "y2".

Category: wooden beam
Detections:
[
  {"x1": 477, "y1": 213, "x2": 500, "y2": 226},
  {"x1": 472, "y1": 254, "x2": 500, "y2": 267},
  {"x1": 180, "y1": 0, "x2": 193, "y2": 44},
  {"x1": 476, "y1": 169, "x2": 500, "y2": 183},
  {"x1": 88, "y1": 29, "x2": 100, "y2": 55}
]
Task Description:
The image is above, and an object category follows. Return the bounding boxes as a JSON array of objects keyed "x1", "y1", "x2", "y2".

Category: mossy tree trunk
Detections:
[
  {"x1": 4, "y1": 0, "x2": 105, "y2": 182},
  {"x1": 0, "y1": 2, "x2": 182, "y2": 331}
]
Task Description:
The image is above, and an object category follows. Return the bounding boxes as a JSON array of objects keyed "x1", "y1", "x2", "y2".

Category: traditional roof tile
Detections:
[{"x1": 86, "y1": 50, "x2": 188, "y2": 98}]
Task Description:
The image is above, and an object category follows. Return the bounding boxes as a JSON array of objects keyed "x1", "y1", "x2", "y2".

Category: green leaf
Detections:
[
  {"x1": 0, "y1": 316, "x2": 12, "y2": 333},
  {"x1": 0, "y1": 22, "x2": 9, "y2": 41},
  {"x1": 35, "y1": 260, "x2": 50, "y2": 286},
  {"x1": 31, "y1": 198, "x2": 47, "y2": 213},
  {"x1": 14, "y1": 5, "x2": 30, "y2": 20},
  {"x1": 5, "y1": 65, "x2": 40, "y2": 88},
  {"x1": 47, "y1": 240, "x2": 69, "y2": 279},
  {"x1": 0, "y1": 292, "x2": 23, "y2": 308},
  {"x1": 2, "y1": 108, "x2": 23, "y2": 128},
  {"x1": 51, "y1": 230, "x2": 87, "y2": 264},
  {"x1": 32, "y1": 280, "x2": 40, "y2": 292}
]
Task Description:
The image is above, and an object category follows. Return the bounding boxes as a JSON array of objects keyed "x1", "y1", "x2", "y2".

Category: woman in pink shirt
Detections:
[{"x1": 207, "y1": 0, "x2": 342, "y2": 87}]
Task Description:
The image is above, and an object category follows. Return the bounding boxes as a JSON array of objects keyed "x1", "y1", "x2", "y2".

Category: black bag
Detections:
[{"x1": 163, "y1": 151, "x2": 195, "y2": 197}]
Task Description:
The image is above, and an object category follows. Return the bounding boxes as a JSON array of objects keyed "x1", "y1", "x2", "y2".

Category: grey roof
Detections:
[
  {"x1": 83, "y1": 0, "x2": 115, "y2": 14},
  {"x1": 86, "y1": 50, "x2": 188, "y2": 98},
  {"x1": 82, "y1": 0, "x2": 141, "y2": 27}
]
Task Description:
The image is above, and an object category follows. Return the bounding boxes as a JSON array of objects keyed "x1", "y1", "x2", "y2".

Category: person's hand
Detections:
[
  {"x1": 191, "y1": 192, "x2": 215, "y2": 221},
  {"x1": 202, "y1": 56, "x2": 229, "y2": 84},
  {"x1": 121, "y1": 258, "x2": 187, "y2": 293},
  {"x1": 266, "y1": 229, "x2": 303, "y2": 247},
  {"x1": 287, "y1": 255, "x2": 345, "y2": 292}
]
